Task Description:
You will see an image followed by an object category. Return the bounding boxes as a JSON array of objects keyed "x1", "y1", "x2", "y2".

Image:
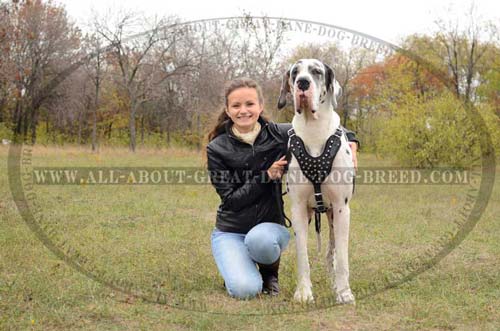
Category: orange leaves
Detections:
[
  {"x1": 350, "y1": 53, "x2": 446, "y2": 100},
  {"x1": 350, "y1": 62, "x2": 386, "y2": 98}
]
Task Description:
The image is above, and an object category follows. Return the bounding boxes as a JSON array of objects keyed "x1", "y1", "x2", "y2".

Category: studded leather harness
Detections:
[{"x1": 285, "y1": 126, "x2": 344, "y2": 232}]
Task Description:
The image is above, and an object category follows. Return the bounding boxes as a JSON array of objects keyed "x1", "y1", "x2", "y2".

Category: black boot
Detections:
[{"x1": 258, "y1": 257, "x2": 280, "y2": 296}]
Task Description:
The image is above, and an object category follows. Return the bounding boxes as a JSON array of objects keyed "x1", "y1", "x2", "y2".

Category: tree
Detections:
[
  {"x1": 4, "y1": 0, "x2": 81, "y2": 143},
  {"x1": 81, "y1": 33, "x2": 108, "y2": 152},
  {"x1": 476, "y1": 48, "x2": 500, "y2": 114},
  {"x1": 0, "y1": 2, "x2": 14, "y2": 126},
  {"x1": 432, "y1": 3, "x2": 498, "y2": 104},
  {"x1": 93, "y1": 11, "x2": 186, "y2": 152},
  {"x1": 236, "y1": 15, "x2": 289, "y2": 82}
]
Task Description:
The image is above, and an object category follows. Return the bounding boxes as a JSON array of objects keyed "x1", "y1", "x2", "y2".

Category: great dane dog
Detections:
[{"x1": 277, "y1": 59, "x2": 355, "y2": 304}]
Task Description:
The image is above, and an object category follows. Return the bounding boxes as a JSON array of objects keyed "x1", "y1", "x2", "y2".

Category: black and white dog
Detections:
[{"x1": 278, "y1": 59, "x2": 355, "y2": 304}]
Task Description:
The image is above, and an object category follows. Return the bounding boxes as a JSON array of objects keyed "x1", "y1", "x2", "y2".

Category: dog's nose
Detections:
[{"x1": 297, "y1": 78, "x2": 310, "y2": 91}]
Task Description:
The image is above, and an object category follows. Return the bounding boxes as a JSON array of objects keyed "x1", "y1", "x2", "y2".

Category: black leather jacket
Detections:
[{"x1": 206, "y1": 116, "x2": 359, "y2": 234}]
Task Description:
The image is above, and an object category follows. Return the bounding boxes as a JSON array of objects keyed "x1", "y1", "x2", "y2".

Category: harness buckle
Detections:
[
  {"x1": 314, "y1": 205, "x2": 328, "y2": 213},
  {"x1": 334, "y1": 127, "x2": 343, "y2": 139}
]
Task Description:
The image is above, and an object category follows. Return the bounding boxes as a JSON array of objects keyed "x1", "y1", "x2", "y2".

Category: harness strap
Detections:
[
  {"x1": 314, "y1": 210, "x2": 321, "y2": 234},
  {"x1": 284, "y1": 128, "x2": 295, "y2": 172},
  {"x1": 313, "y1": 183, "x2": 328, "y2": 213},
  {"x1": 313, "y1": 183, "x2": 328, "y2": 234}
]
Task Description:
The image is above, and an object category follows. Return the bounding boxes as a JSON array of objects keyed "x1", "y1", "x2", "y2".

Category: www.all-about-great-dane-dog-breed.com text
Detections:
[{"x1": 278, "y1": 59, "x2": 356, "y2": 304}]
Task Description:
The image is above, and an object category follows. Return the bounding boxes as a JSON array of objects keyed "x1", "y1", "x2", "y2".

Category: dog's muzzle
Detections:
[{"x1": 294, "y1": 88, "x2": 315, "y2": 115}]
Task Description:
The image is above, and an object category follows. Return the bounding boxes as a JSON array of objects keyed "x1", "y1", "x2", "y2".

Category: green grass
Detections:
[{"x1": 0, "y1": 145, "x2": 499, "y2": 330}]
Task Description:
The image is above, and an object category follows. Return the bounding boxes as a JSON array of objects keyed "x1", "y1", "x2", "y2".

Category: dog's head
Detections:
[{"x1": 277, "y1": 59, "x2": 342, "y2": 119}]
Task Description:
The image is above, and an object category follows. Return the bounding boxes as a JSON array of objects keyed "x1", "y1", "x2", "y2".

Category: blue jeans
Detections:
[{"x1": 211, "y1": 222, "x2": 291, "y2": 299}]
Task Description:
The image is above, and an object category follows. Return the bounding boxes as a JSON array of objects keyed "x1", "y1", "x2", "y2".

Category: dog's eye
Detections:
[{"x1": 312, "y1": 69, "x2": 323, "y2": 75}]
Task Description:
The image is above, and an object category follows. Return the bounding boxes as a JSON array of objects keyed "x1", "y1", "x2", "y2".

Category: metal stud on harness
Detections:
[{"x1": 286, "y1": 126, "x2": 344, "y2": 233}]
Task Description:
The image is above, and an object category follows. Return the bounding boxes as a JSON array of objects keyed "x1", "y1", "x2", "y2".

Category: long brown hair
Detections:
[{"x1": 207, "y1": 78, "x2": 267, "y2": 142}]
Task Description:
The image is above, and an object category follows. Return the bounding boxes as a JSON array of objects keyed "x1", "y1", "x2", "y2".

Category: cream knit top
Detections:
[{"x1": 231, "y1": 122, "x2": 261, "y2": 145}]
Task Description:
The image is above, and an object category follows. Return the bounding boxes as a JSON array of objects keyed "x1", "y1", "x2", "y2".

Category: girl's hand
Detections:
[
  {"x1": 267, "y1": 155, "x2": 287, "y2": 180},
  {"x1": 349, "y1": 142, "x2": 358, "y2": 170}
]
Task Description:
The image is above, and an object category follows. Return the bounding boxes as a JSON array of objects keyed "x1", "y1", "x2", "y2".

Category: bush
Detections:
[
  {"x1": 0, "y1": 123, "x2": 12, "y2": 141},
  {"x1": 377, "y1": 92, "x2": 482, "y2": 168},
  {"x1": 476, "y1": 103, "x2": 500, "y2": 157}
]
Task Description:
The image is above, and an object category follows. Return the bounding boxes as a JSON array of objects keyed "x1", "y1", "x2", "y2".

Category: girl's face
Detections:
[{"x1": 226, "y1": 87, "x2": 263, "y2": 133}]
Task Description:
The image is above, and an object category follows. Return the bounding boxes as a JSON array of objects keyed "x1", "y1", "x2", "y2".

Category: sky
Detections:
[{"x1": 56, "y1": 0, "x2": 499, "y2": 45}]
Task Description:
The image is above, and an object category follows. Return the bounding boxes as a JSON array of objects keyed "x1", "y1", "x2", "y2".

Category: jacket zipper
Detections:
[
  {"x1": 228, "y1": 123, "x2": 268, "y2": 227},
  {"x1": 252, "y1": 143, "x2": 258, "y2": 225}
]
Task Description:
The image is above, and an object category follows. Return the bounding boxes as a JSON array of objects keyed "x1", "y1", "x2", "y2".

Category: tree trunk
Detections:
[
  {"x1": 22, "y1": 109, "x2": 29, "y2": 139},
  {"x1": 30, "y1": 108, "x2": 38, "y2": 145},
  {"x1": 196, "y1": 112, "x2": 201, "y2": 151},
  {"x1": 77, "y1": 110, "x2": 82, "y2": 145},
  {"x1": 92, "y1": 54, "x2": 101, "y2": 153},
  {"x1": 140, "y1": 115, "x2": 144, "y2": 146},
  {"x1": 107, "y1": 123, "x2": 112, "y2": 140},
  {"x1": 46, "y1": 111, "x2": 50, "y2": 135},
  {"x1": 92, "y1": 108, "x2": 97, "y2": 152},
  {"x1": 166, "y1": 123, "x2": 171, "y2": 147},
  {"x1": 129, "y1": 105, "x2": 136, "y2": 152},
  {"x1": 13, "y1": 99, "x2": 22, "y2": 139}
]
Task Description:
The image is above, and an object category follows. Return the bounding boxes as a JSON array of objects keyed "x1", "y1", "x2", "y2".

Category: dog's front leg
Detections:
[
  {"x1": 292, "y1": 204, "x2": 314, "y2": 303},
  {"x1": 325, "y1": 208, "x2": 335, "y2": 278},
  {"x1": 332, "y1": 204, "x2": 355, "y2": 304}
]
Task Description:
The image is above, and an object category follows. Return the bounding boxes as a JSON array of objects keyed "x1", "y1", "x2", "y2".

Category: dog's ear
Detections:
[
  {"x1": 277, "y1": 66, "x2": 291, "y2": 110},
  {"x1": 324, "y1": 63, "x2": 342, "y2": 108}
]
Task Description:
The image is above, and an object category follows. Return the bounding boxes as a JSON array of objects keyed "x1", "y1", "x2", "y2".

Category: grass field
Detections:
[{"x1": 0, "y1": 145, "x2": 499, "y2": 330}]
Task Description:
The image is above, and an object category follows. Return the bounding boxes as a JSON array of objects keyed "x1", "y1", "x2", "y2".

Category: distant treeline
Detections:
[{"x1": 0, "y1": 1, "x2": 498, "y2": 166}]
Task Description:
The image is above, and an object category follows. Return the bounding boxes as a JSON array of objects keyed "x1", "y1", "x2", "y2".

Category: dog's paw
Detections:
[
  {"x1": 293, "y1": 285, "x2": 314, "y2": 303},
  {"x1": 336, "y1": 288, "x2": 355, "y2": 305}
]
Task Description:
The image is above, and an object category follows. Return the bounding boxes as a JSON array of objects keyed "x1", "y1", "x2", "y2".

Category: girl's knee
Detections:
[
  {"x1": 245, "y1": 233, "x2": 280, "y2": 265},
  {"x1": 226, "y1": 278, "x2": 262, "y2": 299},
  {"x1": 245, "y1": 222, "x2": 290, "y2": 264}
]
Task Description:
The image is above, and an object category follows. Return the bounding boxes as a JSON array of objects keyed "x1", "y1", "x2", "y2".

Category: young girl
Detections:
[{"x1": 206, "y1": 78, "x2": 358, "y2": 299}]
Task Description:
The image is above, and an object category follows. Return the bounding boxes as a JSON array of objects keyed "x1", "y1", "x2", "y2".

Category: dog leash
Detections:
[{"x1": 273, "y1": 153, "x2": 293, "y2": 228}]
